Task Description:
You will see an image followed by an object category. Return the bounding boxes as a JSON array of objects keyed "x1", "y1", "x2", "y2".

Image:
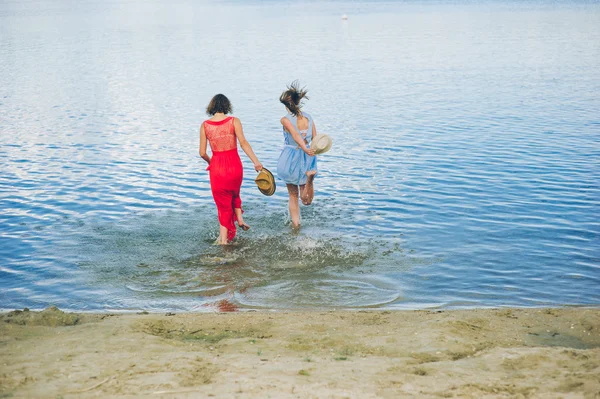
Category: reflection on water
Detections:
[
  {"x1": 1, "y1": 0, "x2": 599, "y2": 311},
  {"x1": 78, "y1": 205, "x2": 407, "y2": 310}
]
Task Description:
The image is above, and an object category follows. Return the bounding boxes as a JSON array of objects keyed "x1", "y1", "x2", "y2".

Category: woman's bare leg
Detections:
[
  {"x1": 286, "y1": 184, "x2": 301, "y2": 227},
  {"x1": 218, "y1": 225, "x2": 229, "y2": 245},
  {"x1": 235, "y1": 208, "x2": 249, "y2": 230},
  {"x1": 300, "y1": 170, "x2": 316, "y2": 205}
]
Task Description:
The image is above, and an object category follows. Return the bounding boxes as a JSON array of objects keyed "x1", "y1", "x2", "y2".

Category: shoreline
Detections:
[
  {"x1": 1, "y1": 307, "x2": 599, "y2": 398},
  {"x1": 0, "y1": 299, "x2": 600, "y2": 317}
]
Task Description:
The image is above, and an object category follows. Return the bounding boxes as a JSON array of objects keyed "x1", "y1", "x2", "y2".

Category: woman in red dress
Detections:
[{"x1": 199, "y1": 94, "x2": 263, "y2": 245}]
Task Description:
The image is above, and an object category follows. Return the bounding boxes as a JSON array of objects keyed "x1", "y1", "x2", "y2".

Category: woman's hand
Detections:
[
  {"x1": 254, "y1": 162, "x2": 263, "y2": 172},
  {"x1": 304, "y1": 147, "x2": 315, "y2": 156}
]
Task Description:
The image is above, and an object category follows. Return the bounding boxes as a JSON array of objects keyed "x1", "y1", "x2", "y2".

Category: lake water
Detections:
[{"x1": 1, "y1": 0, "x2": 599, "y2": 312}]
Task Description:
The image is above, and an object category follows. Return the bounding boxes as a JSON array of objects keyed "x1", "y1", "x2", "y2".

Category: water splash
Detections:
[{"x1": 73, "y1": 206, "x2": 411, "y2": 309}]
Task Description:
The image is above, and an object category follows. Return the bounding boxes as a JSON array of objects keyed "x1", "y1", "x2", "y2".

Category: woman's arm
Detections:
[
  {"x1": 233, "y1": 118, "x2": 263, "y2": 171},
  {"x1": 199, "y1": 123, "x2": 211, "y2": 164},
  {"x1": 281, "y1": 117, "x2": 315, "y2": 156}
]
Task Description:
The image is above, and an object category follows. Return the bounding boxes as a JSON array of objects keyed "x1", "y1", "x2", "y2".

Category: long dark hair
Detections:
[
  {"x1": 279, "y1": 80, "x2": 308, "y2": 116},
  {"x1": 206, "y1": 94, "x2": 232, "y2": 115}
]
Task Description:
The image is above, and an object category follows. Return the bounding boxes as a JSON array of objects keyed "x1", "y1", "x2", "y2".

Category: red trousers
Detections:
[{"x1": 208, "y1": 149, "x2": 243, "y2": 241}]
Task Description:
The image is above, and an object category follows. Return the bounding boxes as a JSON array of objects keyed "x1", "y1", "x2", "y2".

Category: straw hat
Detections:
[
  {"x1": 255, "y1": 168, "x2": 276, "y2": 196},
  {"x1": 312, "y1": 134, "x2": 332, "y2": 155}
]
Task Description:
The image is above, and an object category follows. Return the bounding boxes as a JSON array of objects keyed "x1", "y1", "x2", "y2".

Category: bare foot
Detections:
[{"x1": 301, "y1": 170, "x2": 316, "y2": 205}]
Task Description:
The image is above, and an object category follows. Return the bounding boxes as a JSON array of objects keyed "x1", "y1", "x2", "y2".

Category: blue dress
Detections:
[{"x1": 277, "y1": 113, "x2": 318, "y2": 185}]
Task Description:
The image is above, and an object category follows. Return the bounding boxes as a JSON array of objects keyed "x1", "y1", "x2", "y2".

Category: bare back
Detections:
[{"x1": 296, "y1": 113, "x2": 309, "y2": 131}]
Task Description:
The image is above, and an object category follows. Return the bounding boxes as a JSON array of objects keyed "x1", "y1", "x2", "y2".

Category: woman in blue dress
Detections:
[{"x1": 277, "y1": 81, "x2": 318, "y2": 227}]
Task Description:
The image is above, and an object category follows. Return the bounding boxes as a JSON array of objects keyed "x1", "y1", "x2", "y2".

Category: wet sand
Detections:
[{"x1": 1, "y1": 306, "x2": 599, "y2": 398}]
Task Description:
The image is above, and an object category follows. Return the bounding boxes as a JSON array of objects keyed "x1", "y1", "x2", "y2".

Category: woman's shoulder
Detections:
[{"x1": 204, "y1": 116, "x2": 235, "y2": 125}]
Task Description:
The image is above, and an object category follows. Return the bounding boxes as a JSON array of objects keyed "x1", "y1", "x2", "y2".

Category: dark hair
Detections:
[
  {"x1": 279, "y1": 80, "x2": 308, "y2": 116},
  {"x1": 206, "y1": 94, "x2": 232, "y2": 115}
]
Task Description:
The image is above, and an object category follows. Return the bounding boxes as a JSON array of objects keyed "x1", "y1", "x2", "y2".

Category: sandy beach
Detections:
[{"x1": 1, "y1": 307, "x2": 599, "y2": 398}]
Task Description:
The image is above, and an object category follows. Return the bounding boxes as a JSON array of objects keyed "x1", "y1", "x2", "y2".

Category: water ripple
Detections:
[{"x1": 1, "y1": 0, "x2": 599, "y2": 311}]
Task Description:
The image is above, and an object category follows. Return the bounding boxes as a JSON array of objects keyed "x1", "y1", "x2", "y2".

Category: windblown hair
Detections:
[
  {"x1": 206, "y1": 94, "x2": 233, "y2": 116},
  {"x1": 279, "y1": 80, "x2": 308, "y2": 116}
]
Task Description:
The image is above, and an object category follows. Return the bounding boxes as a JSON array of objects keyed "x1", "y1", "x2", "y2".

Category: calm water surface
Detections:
[{"x1": 1, "y1": 0, "x2": 599, "y2": 311}]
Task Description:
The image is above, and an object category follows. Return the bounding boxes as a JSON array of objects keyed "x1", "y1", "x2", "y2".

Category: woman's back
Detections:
[
  {"x1": 204, "y1": 117, "x2": 237, "y2": 152},
  {"x1": 282, "y1": 113, "x2": 312, "y2": 146}
]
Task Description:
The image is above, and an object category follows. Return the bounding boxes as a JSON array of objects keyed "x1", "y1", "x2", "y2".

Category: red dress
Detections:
[{"x1": 204, "y1": 117, "x2": 243, "y2": 241}]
